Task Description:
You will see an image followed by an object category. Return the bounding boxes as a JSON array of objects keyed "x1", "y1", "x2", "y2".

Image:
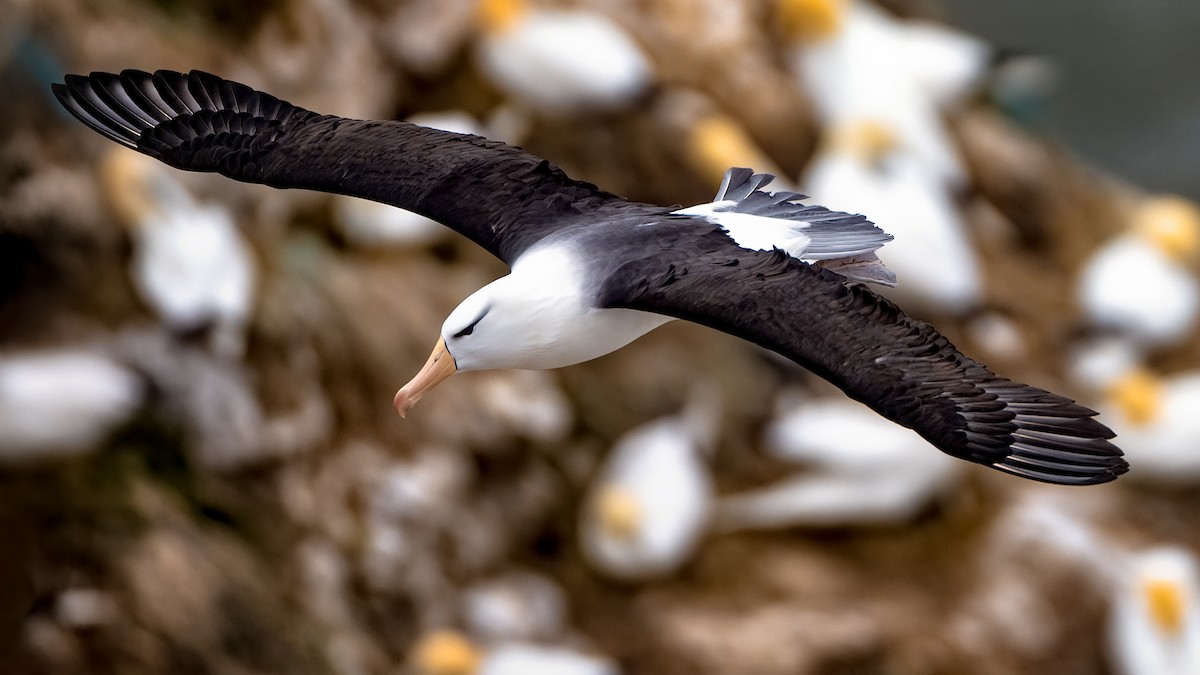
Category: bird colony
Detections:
[{"x1": 3, "y1": 0, "x2": 1199, "y2": 674}]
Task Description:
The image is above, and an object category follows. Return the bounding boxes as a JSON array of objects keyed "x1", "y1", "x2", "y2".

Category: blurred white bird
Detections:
[
  {"x1": 783, "y1": 0, "x2": 989, "y2": 187},
  {"x1": 1077, "y1": 196, "x2": 1200, "y2": 349},
  {"x1": 332, "y1": 111, "x2": 486, "y2": 249},
  {"x1": 1068, "y1": 338, "x2": 1200, "y2": 484},
  {"x1": 479, "y1": 643, "x2": 618, "y2": 675},
  {"x1": 461, "y1": 571, "x2": 568, "y2": 644},
  {"x1": 474, "y1": 0, "x2": 652, "y2": 114},
  {"x1": 99, "y1": 149, "x2": 256, "y2": 359},
  {"x1": 0, "y1": 349, "x2": 143, "y2": 461},
  {"x1": 410, "y1": 631, "x2": 618, "y2": 675},
  {"x1": 1109, "y1": 546, "x2": 1200, "y2": 675},
  {"x1": 474, "y1": 370, "x2": 573, "y2": 444},
  {"x1": 785, "y1": 0, "x2": 986, "y2": 314},
  {"x1": 578, "y1": 390, "x2": 719, "y2": 581},
  {"x1": 803, "y1": 120, "x2": 983, "y2": 315},
  {"x1": 717, "y1": 391, "x2": 961, "y2": 530}
]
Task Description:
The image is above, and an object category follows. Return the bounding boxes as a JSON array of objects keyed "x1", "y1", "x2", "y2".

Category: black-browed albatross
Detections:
[{"x1": 52, "y1": 69, "x2": 1128, "y2": 486}]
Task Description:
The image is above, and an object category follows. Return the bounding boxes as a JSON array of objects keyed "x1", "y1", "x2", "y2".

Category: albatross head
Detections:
[
  {"x1": 392, "y1": 245, "x2": 672, "y2": 418},
  {"x1": 392, "y1": 286, "x2": 496, "y2": 418},
  {"x1": 393, "y1": 272, "x2": 570, "y2": 417}
]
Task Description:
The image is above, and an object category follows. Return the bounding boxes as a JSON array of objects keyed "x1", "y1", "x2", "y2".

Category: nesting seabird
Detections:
[{"x1": 53, "y1": 69, "x2": 1128, "y2": 485}]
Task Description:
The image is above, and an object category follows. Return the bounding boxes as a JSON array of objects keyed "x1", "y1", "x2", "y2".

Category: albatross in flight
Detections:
[{"x1": 53, "y1": 69, "x2": 1128, "y2": 486}]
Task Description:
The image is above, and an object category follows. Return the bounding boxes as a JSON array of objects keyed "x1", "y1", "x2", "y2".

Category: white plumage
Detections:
[
  {"x1": 100, "y1": 150, "x2": 256, "y2": 358},
  {"x1": 438, "y1": 245, "x2": 673, "y2": 374},
  {"x1": 410, "y1": 632, "x2": 617, "y2": 675},
  {"x1": 461, "y1": 571, "x2": 567, "y2": 644},
  {"x1": 1109, "y1": 547, "x2": 1200, "y2": 675},
  {"x1": 717, "y1": 393, "x2": 960, "y2": 530},
  {"x1": 788, "y1": 0, "x2": 988, "y2": 187},
  {"x1": 1068, "y1": 338, "x2": 1200, "y2": 484},
  {"x1": 785, "y1": 0, "x2": 986, "y2": 314},
  {"x1": 578, "y1": 397, "x2": 716, "y2": 580},
  {"x1": 0, "y1": 349, "x2": 142, "y2": 461},
  {"x1": 675, "y1": 204, "x2": 886, "y2": 262},
  {"x1": 674, "y1": 169, "x2": 896, "y2": 285},
  {"x1": 475, "y1": 0, "x2": 652, "y2": 113},
  {"x1": 479, "y1": 643, "x2": 618, "y2": 675},
  {"x1": 803, "y1": 122, "x2": 982, "y2": 314},
  {"x1": 1077, "y1": 196, "x2": 1200, "y2": 349}
]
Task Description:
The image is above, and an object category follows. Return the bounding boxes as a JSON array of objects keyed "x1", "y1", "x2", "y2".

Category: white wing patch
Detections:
[
  {"x1": 675, "y1": 168, "x2": 897, "y2": 285},
  {"x1": 674, "y1": 204, "x2": 815, "y2": 255}
]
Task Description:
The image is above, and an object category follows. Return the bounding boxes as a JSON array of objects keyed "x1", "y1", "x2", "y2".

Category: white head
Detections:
[
  {"x1": 392, "y1": 282, "x2": 502, "y2": 417},
  {"x1": 392, "y1": 273, "x2": 568, "y2": 417},
  {"x1": 392, "y1": 245, "x2": 671, "y2": 418}
]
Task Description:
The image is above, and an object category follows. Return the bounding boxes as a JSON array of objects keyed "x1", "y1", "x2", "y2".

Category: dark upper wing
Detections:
[
  {"x1": 600, "y1": 228, "x2": 1127, "y2": 485},
  {"x1": 52, "y1": 69, "x2": 624, "y2": 263}
]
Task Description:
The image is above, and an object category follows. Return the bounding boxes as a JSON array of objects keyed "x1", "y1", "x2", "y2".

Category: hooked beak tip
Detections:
[
  {"x1": 393, "y1": 388, "x2": 415, "y2": 418},
  {"x1": 393, "y1": 337, "x2": 457, "y2": 419}
]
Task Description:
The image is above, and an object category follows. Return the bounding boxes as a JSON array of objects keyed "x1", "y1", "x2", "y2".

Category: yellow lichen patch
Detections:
[
  {"x1": 825, "y1": 119, "x2": 898, "y2": 164},
  {"x1": 99, "y1": 149, "x2": 157, "y2": 228},
  {"x1": 778, "y1": 0, "x2": 845, "y2": 43},
  {"x1": 688, "y1": 115, "x2": 776, "y2": 186},
  {"x1": 412, "y1": 629, "x2": 480, "y2": 675},
  {"x1": 1143, "y1": 577, "x2": 1188, "y2": 636},
  {"x1": 1132, "y1": 195, "x2": 1200, "y2": 263},
  {"x1": 477, "y1": 0, "x2": 526, "y2": 34},
  {"x1": 1105, "y1": 368, "x2": 1163, "y2": 427},
  {"x1": 596, "y1": 484, "x2": 642, "y2": 540}
]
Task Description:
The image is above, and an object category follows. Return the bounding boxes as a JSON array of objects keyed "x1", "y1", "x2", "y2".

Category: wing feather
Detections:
[
  {"x1": 600, "y1": 234, "x2": 1127, "y2": 485},
  {"x1": 53, "y1": 69, "x2": 626, "y2": 263}
]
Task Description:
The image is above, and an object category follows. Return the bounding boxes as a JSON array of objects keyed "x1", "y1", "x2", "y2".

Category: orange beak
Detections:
[{"x1": 394, "y1": 337, "x2": 458, "y2": 418}]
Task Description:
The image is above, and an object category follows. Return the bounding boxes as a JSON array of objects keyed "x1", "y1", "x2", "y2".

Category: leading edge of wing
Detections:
[{"x1": 53, "y1": 69, "x2": 624, "y2": 263}]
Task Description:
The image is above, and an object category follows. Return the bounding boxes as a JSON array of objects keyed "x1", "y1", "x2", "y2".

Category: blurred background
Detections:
[
  {"x1": 945, "y1": 0, "x2": 1200, "y2": 202},
  {"x1": 2, "y1": 0, "x2": 1200, "y2": 673}
]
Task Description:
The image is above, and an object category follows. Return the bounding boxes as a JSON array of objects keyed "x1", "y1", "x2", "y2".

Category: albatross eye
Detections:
[{"x1": 453, "y1": 307, "x2": 490, "y2": 338}]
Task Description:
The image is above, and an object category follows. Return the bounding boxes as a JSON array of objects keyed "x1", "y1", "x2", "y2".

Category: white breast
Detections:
[{"x1": 448, "y1": 244, "x2": 673, "y2": 372}]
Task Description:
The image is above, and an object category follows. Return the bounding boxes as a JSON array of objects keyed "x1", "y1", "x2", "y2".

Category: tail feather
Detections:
[
  {"x1": 714, "y1": 167, "x2": 773, "y2": 202},
  {"x1": 682, "y1": 168, "x2": 895, "y2": 277}
]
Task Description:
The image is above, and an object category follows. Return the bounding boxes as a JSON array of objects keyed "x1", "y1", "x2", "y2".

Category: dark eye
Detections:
[{"x1": 453, "y1": 307, "x2": 490, "y2": 338}]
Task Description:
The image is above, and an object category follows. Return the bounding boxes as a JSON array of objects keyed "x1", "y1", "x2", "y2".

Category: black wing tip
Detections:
[
  {"x1": 53, "y1": 68, "x2": 310, "y2": 173},
  {"x1": 967, "y1": 384, "x2": 1129, "y2": 486},
  {"x1": 55, "y1": 70, "x2": 156, "y2": 148},
  {"x1": 992, "y1": 450, "x2": 1129, "y2": 486}
]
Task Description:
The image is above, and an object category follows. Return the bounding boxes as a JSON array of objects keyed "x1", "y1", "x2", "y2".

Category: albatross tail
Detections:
[{"x1": 676, "y1": 168, "x2": 898, "y2": 285}]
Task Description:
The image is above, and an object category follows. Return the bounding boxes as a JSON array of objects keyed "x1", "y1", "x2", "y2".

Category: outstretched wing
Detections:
[
  {"x1": 600, "y1": 231, "x2": 1127, "y2": 485},
  {"x1": 52, "y1": 69, "x2": 626, "y2": 263}
]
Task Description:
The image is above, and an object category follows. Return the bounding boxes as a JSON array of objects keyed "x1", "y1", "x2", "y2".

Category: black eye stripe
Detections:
[{"x1": 453, "y1": 306, "x2": 490, "y2": 338}]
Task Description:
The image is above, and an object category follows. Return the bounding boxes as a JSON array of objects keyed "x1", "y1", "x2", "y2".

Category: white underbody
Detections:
[
  {"x1": 442, "y1": 244, "x2": 674, "y2": 372},
  {"x1": 442, "y1": 184, "x2": 901, "y2": 373}
]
